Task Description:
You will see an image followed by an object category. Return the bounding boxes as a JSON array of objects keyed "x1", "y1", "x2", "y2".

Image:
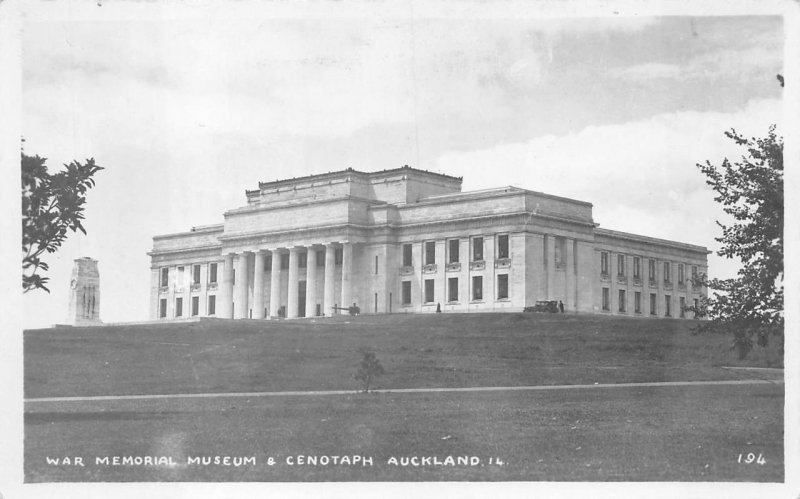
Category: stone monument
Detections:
[{"x1": 68, "y1": 257, "x2": 102, "y2": 326}]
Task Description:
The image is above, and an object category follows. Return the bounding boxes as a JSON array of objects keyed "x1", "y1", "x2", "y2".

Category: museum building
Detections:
[{"x1": 148, "y1": 166, "x2": 709, "y2": 320}]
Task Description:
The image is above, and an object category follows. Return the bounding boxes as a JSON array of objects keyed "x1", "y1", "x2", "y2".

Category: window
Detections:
[
  {"x1": 335, "y1": 249, "x2": 343, "y2": 265},
  {"x1": 663, "y1": 262, "x2": 671, "y2": 283},
  {"x1": 602, "y1": 287, "x2": 610, "y2": 311},
  {"x1": 175, "y1": 297, "x2": 183, "y2": 317},
  {"x1": 600, "y1": 252, "x2": 609, "y2": 275},
  {"x1": 497, "y1": 274, "x2": 509, "y2": 299},
  {"x1": 665, "y1": 295, "x2": 672, "y2": 317},
  {"x1": 401, "y1": 281, "x2": 412, "y2": 305},
  {"x1": 649, "y1": 259, "x2": 656, "y2": 281},
  {"x1": 497, "y1": 234, "x2": 509, "y2": 259},
  {"x1": 375, "y1": 255, "x2": 379, "y2": 274},
  {"x1": 193, "y1": 265, "x2": 201, "y2": 285},
  {"x1": 691, "y1": 265, "x2": 698, "y2": 281},
  {"x1": 160, "y1": 268, "x2": 169, "y2": 287},
  {"x1": 191, "y1": 296, "x2": 199, "y2": 316},
  {"x1": 281, "y1": 254, "x2": 290, "y2": 269},
  {"x1": 232, "y1": 269, "x2": 236, "y2": 285},
  {"x1": 402, "y1": 244, "x2": 413, "y2": 267},
  {"x1": 424, "y1": 279, "x2": 435, "y2": 303},
  {"x1": 634, "y1": 291, "x2": 641, "y2": 314},
  {"x1": 425, "y1": 241, "x2": 436, "y2": 265},
  {"x1": 299, "y1": 253, "x2": 307, "y2": 268},
  {"x1": 617, "y1": 255, "x2": 625, "y2": 276},
  {"x1": 618, "y1": 290, "x2": 626, "y2": 312},
  {"x1": 679, "y1": 297, "x2": 686, "y2": 318},
  {"x1": 650, "y1": 293, "x2": 657, "y2": 315},
  {"x1": 693, "y1": 298, "x2": 699, "y2": 318},
  {"x1": 472, "y1": 276, "x2": 483, "y2": 301},
  {"x1": 678, "y1": 264, "x2": 685, "y2": 284},
  {"x1": 633, "y1": 257, "x2": 641, "y2": 279},
  {"x1": 209, "y1": 263, "x2": 218, "y2": 283},
  {"x1": 208, "y1": 295, "x2": 216, "y2": 315},
  {"x1": 448, "y1": 277, "x2": 458, "y2": 302},
  {"x1": 554, "y1": 236, "x2": 565, "y2": 265},
  {"x1": 448, "y1": 239, "x2": 460, "y2": 263},
  {"x1": 159, "y1": 298, "x2": 167, "y2": 318},
  {"x1": 472, "y1": 237, "x2": 484, "y2": 261}
]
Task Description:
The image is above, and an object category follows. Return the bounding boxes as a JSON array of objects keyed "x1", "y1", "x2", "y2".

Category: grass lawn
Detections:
[{"x1": 23, "y1": 313, "x2": 784, "y2": 482}]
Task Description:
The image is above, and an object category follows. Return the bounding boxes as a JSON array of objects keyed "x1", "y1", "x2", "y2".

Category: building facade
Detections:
[{"x1": 149, "y1": 166, "x2": 709, "y2": 320}]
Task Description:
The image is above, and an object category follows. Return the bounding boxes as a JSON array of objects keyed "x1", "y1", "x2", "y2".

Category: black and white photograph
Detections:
[{"x1": 2, "y1": 0, "x2": 798, "y2": 497}]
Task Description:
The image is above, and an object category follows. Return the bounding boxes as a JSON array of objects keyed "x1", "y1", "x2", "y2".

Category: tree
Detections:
[
  {"x1": 22, "y1": 150, "x2": 103, "y2": 293},
  {"x1": 353, "y1": 350, "x2": 385, "y2": 393},
  {"x1": 693, "y1": 124, "x2": 783, "y2": 359}
]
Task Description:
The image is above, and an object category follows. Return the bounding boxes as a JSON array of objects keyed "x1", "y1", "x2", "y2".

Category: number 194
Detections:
[{"x1": 738, "y1": 453, "x2": 766, "y2": 465}]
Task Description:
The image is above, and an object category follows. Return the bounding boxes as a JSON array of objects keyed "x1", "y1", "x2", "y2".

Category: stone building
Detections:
[
  {"x1": 68, "y1": 257, "x2": 102, "y2": 326},
  {"x1": 148, "y1": 166, "x2": 708, "y2": 320}
]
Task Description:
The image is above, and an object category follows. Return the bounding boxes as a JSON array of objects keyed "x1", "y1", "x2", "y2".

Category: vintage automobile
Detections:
[{"x1": 524, "y1": 300, "x2": 560, "y2": 313}]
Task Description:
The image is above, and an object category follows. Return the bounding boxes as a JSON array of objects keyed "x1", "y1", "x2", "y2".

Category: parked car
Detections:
[{"x1": 524, "y1": 300, "x2": 559, "y2": 313}]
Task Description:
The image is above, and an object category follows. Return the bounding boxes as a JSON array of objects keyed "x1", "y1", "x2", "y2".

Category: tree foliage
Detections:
[
  {"x1": 693, "y1": 125, "x2": 783, "y2": 358},
  {"x1": 22, "y1": 151, "x2": 103, "y2": 293},
  {"x1": 353, "y1": 350, "x2": 385, "y2": 393}
]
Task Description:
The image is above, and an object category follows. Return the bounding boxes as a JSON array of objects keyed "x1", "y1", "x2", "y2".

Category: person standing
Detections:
[{"x1": 558, "y1": 300, "x2": 565, "y2": 313}]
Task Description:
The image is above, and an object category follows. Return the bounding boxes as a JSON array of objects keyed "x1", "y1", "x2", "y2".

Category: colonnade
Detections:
[{"x1": 217, "y1": 242, "x2": 353, "y2": 319}]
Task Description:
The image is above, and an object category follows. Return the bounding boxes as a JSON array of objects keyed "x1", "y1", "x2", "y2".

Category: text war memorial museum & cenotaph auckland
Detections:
[{"x1": 148, "y1": 166, "x2": 708, "y2": 320}]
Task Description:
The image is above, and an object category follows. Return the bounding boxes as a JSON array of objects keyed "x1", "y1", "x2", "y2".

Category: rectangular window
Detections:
[
  {"x1": 402, "y1": 243, "x2": 413, "y2": 267},
  {"x1": 633, "y1": 257, "x2": 641, "y2": 279},
  {"x1": 448, "y1": 239, "x2": 460, "y2": 263},
  {"x1": 472, "y1": 276, "x2": 483, "y2": 301},
  {"x1": 160, "y1": 268, "x2": 169, "y2": 287},
  {"x1": 618, "y1": 290, "x2": 626, "y2": 312},
  {"x1": 694, "y1": 298, "x2": 699, "y2": 317},
  {"x1": 497, "y1": 234, "x2": 509, "y2": 259},
  {"x1": 232, "y1": 269, "x2": 236, "y2": 286},
  {"x1": 497, "y1": 274, "x2": 509, "y2": 299},
  {"x1": 375, "y1": 255, "x2": 379, "y2": 274},
  {"x1": 425, "y1": 241, "x2": 436, "y2": 265},
  {"x1": 424, "y1": 279, "x2": 435, "y2": 303},
  {"x1": 401, "y1": 281, "x2": 412, "y2": 305},
  {"x1": 473, "y1": 237, "x2": 484, "y2": 261},
  {"x1": 191, "y1": 296, "x2": 199, "y2": 316},
  {"x1": 664, "y1": 262, "x2": 671, "y2": 283},
  {"x1": 634, "y1": 291, "x2": 641, "y2": 314},
  {"x1": 448, "y1": 277, "x2": 458, "y2": 302},
  {"x1": 281, "y1": 254, "x2": 290, "y2": 269},
  {"x1": 600, "y1": 252, "x2": 609, "y2": 275},
  {"x1": 665, "y1": 295, "x2": 672, "y2": 317},
  {"x1": 678, "y1": 264, "x2": 685, "y2": 284},
  {"x1": 299, "y1": 253, "x2": 307, "y2": 268},
  {"x1": 554, "y1": 236, "x2": 565, "y2": 265},
  {"x1": 679, "y1": 297, "x2": 686, "y2": 318},
  {"x1": 193, "y1": 265, "x2": 201, "y2": 284},
  {"x1": 159, "y1": 298, "x2": 167, "y2": 318},
  {"x1": 209, "y1": 263, "x2": 218, "y2": 283},
  {"x1": 602, "y1": 287, "x2": 610, "y2": 311},
  {"x1": 617, "y1": 254, "x2": 625, "y2": 276},
  {"x1": 692, "y1": 265, "x2": 698, "y2": 280},
  {"x1": 650, "y1": 293, "x2": 657, "y2": 315},
  {"x1": 649, "y1": 259, "x2": 656, "y2": 281},
  {"x1": 208, "y1": 295, "x2": 216, "y2": 315},
  {"x1": 335, "y1": 248, "x2": 343, "y2": 265},
  {"x1": 175, "y1": 297, "x2": 183, "y2": 317}
]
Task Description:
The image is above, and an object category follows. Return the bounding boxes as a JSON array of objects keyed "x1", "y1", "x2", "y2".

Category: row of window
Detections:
[
  {"x1": 401, "y1": 235, "x2": 510, "y2": 267},
  {"x1": 601, "y1": 288, "x2": 698, "y2": 318},
  {"x1": 160, "y1": 295, "x2": 217, "y2": 318},
  {"x1": 400, "y1": 274, "x2": 509, "y2": 305},
  {"x1": 599, "y1": 252, "x2": 698, "y2": 285}
]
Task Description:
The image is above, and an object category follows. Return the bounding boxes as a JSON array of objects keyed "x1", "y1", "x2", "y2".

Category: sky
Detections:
[{"x1": 17, "y1": 1, "x2": 788, "y2": 329}]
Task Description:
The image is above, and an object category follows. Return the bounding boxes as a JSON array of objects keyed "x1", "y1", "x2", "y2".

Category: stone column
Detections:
[
  {"x1": 305, "y1": 246, "x2": 318, "y2": 317},
  {"x1": 252, "y1": 250, "x2": 266, "y2": 319},
  {"x1": 234, "y1": 252, "x2": 250, "y2": 319},
  {"x1": 269, "y1": 249, "x2": 281, "y2": 318},
  {"x1": 287, "y1": 247, "x2": 300, "y2": 318},
  {"x1": 219, "y1": 253, "x2": 235, "y2": 318},
  {"x1": 324, "y1": 244, "x2": 336, "y2": 315},
  {"x1": 341, "y1": 242, "x2": 353, "y2": 310}
]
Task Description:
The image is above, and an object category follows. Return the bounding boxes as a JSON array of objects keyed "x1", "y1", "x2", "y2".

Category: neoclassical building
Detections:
[{"x1": 149, "y1": 166, "x2": 708, "y2": 320}]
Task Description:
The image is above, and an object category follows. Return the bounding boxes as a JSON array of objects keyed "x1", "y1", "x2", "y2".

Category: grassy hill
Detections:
[{"x1": 25, "y1": 313, "x2": 782, "y2": 398}]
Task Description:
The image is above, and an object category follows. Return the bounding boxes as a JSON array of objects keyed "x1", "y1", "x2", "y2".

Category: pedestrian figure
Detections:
[
  {"x1": 558, "y1": 300, "x2": 565, "y2": 313},
  {"x1": 436, "y1": 302, "x2": 442, "y2": 313}
]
